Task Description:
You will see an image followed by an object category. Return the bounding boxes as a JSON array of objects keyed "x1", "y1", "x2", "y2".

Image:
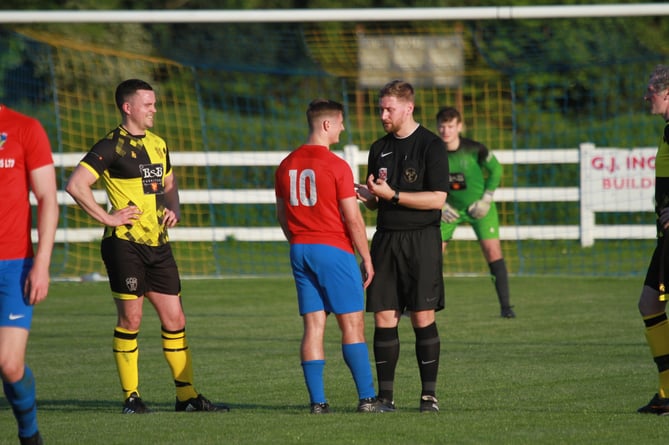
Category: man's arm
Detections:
[
  {"x1": 162, "y1": 172, "x2": 181, "y2": 228},
  {"x1": 66, "y1": 165, "x2": 141, "y2": 227},
  {"x1": 481, "y1": 151, "x2": 503, "y2": 192},
  {"x1": 25, "y1": 164, "x2": 58, "y2": 305},
  {"x1": 275, "y1": 197, "x2": 292, "y2": 242},
  {"x1": 468, "y1": 149, "x2": 502, "y2": 219},
  {"x1": 339, "y1": 196, "x2": 374, "y2": 288},
  {"x1": 366, "y1": 174, "x2": 446, "y2": 210}
]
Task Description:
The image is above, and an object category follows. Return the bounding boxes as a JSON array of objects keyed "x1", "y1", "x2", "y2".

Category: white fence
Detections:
[{"x1": 43, "y1": 143, "x2": 656, "y2": 247}]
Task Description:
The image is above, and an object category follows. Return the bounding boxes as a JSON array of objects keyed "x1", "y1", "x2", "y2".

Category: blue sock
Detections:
[
  {"x1": 342, "y1": 342, "x2": 376, "y2": 400},
  {"x1": 301, "y1": 360, "x2": 326, "y2": 404},
  {"x1": 3, "y1": 366, "x2": 38, "y2": 438}
]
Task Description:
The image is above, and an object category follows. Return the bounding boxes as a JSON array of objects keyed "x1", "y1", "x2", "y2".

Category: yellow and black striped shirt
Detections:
[{"x1": 81, "y1": 125, "x2": 173, "y2": 246}]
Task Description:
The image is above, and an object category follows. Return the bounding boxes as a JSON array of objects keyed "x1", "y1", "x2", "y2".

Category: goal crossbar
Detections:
[{"x1": 2, "y1": 4, "x2": 669, "y2": 24}]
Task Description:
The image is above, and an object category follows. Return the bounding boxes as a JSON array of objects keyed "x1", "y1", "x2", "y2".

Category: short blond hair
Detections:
[{"x1": 379, "y1": 80, "x2": 414, "y2": 103}]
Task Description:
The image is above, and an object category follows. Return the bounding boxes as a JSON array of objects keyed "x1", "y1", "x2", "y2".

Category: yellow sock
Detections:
[
  {"x1": 643, "y1": 312, "x2": 669, "y2": 398},
  {"x1": 162, "y1": 328, "x2": 198, "y2": 401},
  {"x1": 113, "y1": 327, "x2": 140, "y2": 399}
]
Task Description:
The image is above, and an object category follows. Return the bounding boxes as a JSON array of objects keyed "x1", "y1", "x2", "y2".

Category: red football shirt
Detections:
[
  {"x1": 275, "y1": 144, "x2": 356, "y2": 253},
  {"x1": 0, "y1": 106, "x2": 54, "y2": 260}
]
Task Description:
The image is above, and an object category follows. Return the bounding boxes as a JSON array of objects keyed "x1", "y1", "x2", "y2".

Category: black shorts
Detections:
[
  {"x1": 101, "y1": 236, "x2": 181, "y2": 299},
  {"x1": 644, "y1": 235, "x2": 669, "y2": 292},
  {"x1": 366, "y1": 226, "x2": 445, "y2": 313}
]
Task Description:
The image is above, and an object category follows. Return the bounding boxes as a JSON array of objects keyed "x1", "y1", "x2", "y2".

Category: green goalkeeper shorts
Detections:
[{"x1": 440, "y1": 203, "x2": 500, "y2": 242}]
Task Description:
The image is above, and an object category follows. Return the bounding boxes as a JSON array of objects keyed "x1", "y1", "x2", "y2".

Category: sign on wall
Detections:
[{"x1": 579, "y1": 142, "x2": 656, "y2": 246}]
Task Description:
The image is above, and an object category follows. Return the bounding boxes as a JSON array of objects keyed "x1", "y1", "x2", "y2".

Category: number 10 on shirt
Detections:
[{"x1": 289, "y1": 168, "x2": 317, "y2": 206}]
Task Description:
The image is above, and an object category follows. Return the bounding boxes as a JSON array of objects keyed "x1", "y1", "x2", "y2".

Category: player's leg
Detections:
[
  {"x1": 0, "y1": 258, "x2": 42, "y2": 442},
  {"x1": 373, "y1": 310, "x2": 401, "y2": 408},
  {"x1": 320, "y1": 247, "x2": 385, "y2": 410},
  {"x1": 480, "y1": 238, "x2": 514, "y2": 317},
  {"x1": 0, "y1": 328, "x2": 40, "y2": 443},
  {"x1": 638, "y1": 243, "x2": 669, "y2": 415},
  {"x1": 147, "y1": 290, "x2": 228, "y2": 412},
  {"x1": 335, "y1": 311, "x2": 393, "y2": 413},
  {"x1": 474, "y1": 206, "x2": 514, "y2": 317},
  {"x1": 368, "y1": 231, "x2": 402, "y2": 408},
  {"x1": 638, "y1": 289, "x2": 669, "y2": 414},
  {"x1": 410, "y1": 311, "x2": 441, "y2": 413},
  {"x1": 290, "y1": 244, "x2": 332, "y2": 413},
  {"x1": 112, "y1": 298, "x2": 149, "y2": 413},
  {"x1": 334, "y1": 311, "x2": 373, "y2": 400},
  {"x1": 146, "y1": 244, "x2": 227, "y2": 412},
  {"x1": 638, "y1": 244, "x2": 669, "y2": 414},
  {"x1": 146, "y1": 291, "x2": 195, "y2": 394},
  {"x1": 409, "y1": 227, "x2": 443, "y2": 413},
  {"x1": 102, "y1": 237, "x2": 150, "y2": 413},
  {"x1": 302, "y1": 310, "x2": 328, "y2": 412}
]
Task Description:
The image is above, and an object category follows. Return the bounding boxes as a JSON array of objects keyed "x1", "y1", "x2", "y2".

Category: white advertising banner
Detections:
[
  {"x1": 579, "y1": 143, "x2": 657, "y2": 246},
  {"x1": 580, "y1": 143, "x2": 656, "y2": 212}
]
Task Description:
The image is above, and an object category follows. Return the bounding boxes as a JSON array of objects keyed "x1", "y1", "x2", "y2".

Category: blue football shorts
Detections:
[
  {"x1": 0, "y1": 258, "x2": 35, "y2": 329},
  {"x1": 290, "y1": 244, "x2": 364, "y2": 316}
]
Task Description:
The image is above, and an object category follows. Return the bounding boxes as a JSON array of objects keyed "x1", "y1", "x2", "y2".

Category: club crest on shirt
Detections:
[
  {"x1": 404, "y1": 167, "x2": 418, "y2": 183},
  {"x1": 0, "y1": 132, "x2": 7, "y2": 150}
]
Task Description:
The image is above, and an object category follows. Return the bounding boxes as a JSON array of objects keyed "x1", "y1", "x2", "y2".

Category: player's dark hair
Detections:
[
  {"x1": 306, "y1": 98, "x2": 344, "y2": 131},
  {"x1": 379, "y1": 80, "x2": 414, "y2": 103},
  {"x1": 115, "y1": 79, "x2": 154, "y2": 112},
  {"x1": 436, "y1": 106, "x2": 462, "y2": 125}
]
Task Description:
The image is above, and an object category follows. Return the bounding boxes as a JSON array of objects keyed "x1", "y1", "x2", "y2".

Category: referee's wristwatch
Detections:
[{"x1": 390, "y1": 189, "x2": 400, "y2": 205}]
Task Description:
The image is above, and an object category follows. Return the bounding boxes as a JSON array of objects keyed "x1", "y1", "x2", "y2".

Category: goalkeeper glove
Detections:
[
  {"x1": 441, "y1": 202, "x2": 460, "y2": 223},
  {"x1": 467, "y1": 190, "x2": 494, "y2": 219}
]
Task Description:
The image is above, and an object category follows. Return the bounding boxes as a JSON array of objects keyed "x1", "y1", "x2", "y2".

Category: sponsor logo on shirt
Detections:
[{"x1": 139, "y1": 163, "x2": 164, "y2": 194}]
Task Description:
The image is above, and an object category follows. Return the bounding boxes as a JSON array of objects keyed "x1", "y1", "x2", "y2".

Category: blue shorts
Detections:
[
  {"x1": 0, "y1": 258, "x2": 34, "y2": 329},
  {"x1": 290, "y1": 244, "x2": 364, "y2": 316}
]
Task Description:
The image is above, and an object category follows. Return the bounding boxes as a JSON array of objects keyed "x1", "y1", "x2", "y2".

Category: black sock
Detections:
[
  {"x1": 414, "y1": 322, "x2": 440, "y2": 397},
  {"x1": 374, "y1": 326, "x2": 399, "y2": 401},
  {"x1": 489, "y1": 258, "x2": 511, "y2": 309}
]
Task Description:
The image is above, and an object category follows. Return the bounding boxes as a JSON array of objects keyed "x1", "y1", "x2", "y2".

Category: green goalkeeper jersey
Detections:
[{"x1": 446, "y1": 136, "x2": 502, "y2": 210}]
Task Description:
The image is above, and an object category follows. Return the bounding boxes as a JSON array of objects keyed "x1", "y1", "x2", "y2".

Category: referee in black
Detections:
[{"x1": 356, "y1": 80, "x2": 449, "y2": 413}]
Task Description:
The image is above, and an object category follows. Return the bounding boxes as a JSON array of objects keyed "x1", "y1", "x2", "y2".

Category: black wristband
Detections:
[{"x1": 391, "y1": 189, "x2": 400, "y2": 205}]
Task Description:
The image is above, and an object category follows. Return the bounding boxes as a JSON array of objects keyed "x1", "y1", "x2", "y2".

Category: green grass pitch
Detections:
[{"x1": 1, "y1": 276, "x2": 667, "y2": 444}]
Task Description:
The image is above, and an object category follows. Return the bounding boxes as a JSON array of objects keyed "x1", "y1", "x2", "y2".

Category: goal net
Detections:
[{"x1": 1, "y1": 6, "x2": 667, "y2": 279}]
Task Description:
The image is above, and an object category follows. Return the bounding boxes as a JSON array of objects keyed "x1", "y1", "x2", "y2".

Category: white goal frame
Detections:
[{"x1": 1, "y1": 4, "x2": 669, "y2": 24}]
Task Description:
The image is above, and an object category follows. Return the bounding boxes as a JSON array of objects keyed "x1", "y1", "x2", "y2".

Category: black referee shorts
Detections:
[
  {"x1": 366, "y1": 226, "x2": 445, "y2": 313},
  {"x1": 101, "y1": 236, "x2": 181, "y2": 299}
]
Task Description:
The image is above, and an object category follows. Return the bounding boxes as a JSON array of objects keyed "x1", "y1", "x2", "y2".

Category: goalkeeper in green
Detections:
[{"x1": 436, "y1": 107, "x2": 515, "y2": 318}]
